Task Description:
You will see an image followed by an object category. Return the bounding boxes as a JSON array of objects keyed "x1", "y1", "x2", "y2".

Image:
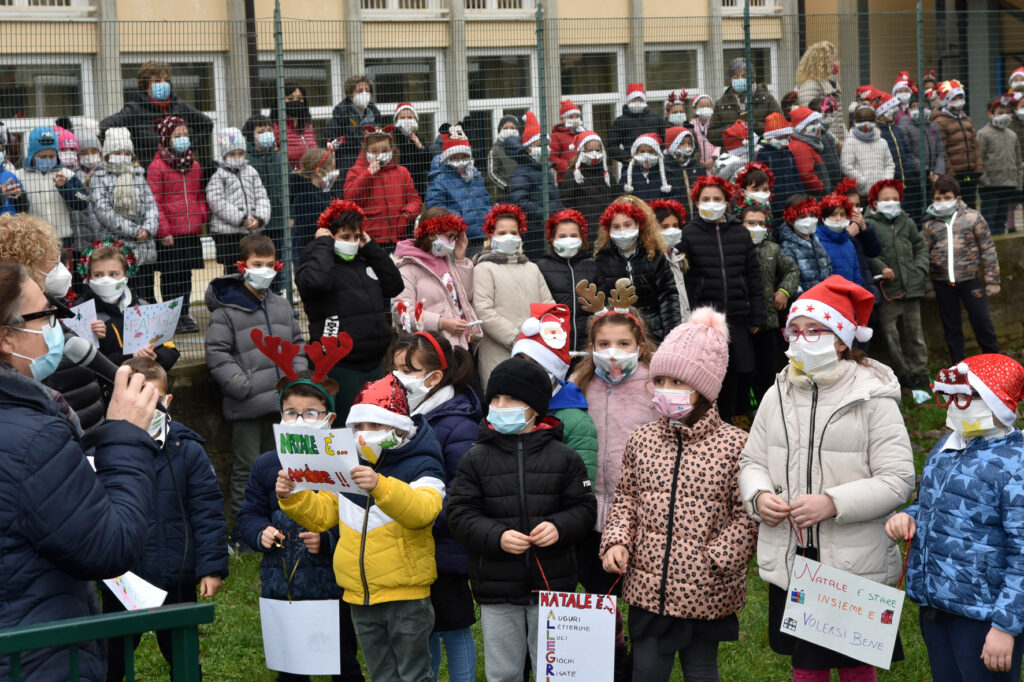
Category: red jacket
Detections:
[
  {"x1": 549, "y1": 124, "x2": 576, "y2": 182},
  {"x1": 274, "y1": 120, "x2": 317, "y2": 171},
  {"x1": 343, "y1": 155, "x2": 422, "y2": 244},
  {"x1": 788, "y1": 138, "x2": 826, "y2": 196},
  {"x1": 147, "y1": 155, "x2": 208, "y2": 238}
]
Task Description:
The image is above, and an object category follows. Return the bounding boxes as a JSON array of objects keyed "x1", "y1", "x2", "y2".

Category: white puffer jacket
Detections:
[
  {"x1": 739, "y1": 358, "x2": 915, "y2": 590},
  {"x1": 15, "y1": 167, "x2": 75, "y2": 239},
  {"x1": 206, "y1": 161, "x2": 271, "y2": 235}
]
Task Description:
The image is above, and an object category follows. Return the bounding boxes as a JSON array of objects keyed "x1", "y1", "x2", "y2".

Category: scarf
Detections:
[
  {"x1": 106, "y1": 161, "x2": 138, "y2": 218},
  {"x1": 850, "y1": 126, "x2": 877, "y2": 143},
  {"x1": 792, "y1": 130, "x2": 824, "y2": 152},
  {"x1": 158, "y1": 144, "x2": 195, "y2": 174}
]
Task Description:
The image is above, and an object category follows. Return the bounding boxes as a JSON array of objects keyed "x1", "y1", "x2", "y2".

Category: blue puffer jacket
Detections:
[
  {"x1": 778, "y1": 222, "x2": 833, "y2": 294},
  {"x1": 505, "y1": 137, "x2": 565, "y2": 234},
  {"x1": 755, "y1": 145, "x2": 803, "y2": 218},
  {"x1": 0, "y1": 365, "x2": 157, "y2": 682},
  {"x1": 815, "y1": 224, "x2": 862, "y2": 285},
  {"x1": 237, "y1": 451, "x2": 342, "y2": 600},
  {"x1": 0, "y1": 165, "x2": 26, "y2": 215},
  {"x1": 423, "y1": 390, "x2": 482, "y2": 576},
  {"x1": 424, "y1": 156, "x2": 493, "y2": 238},
  {"x1": 131, "y1": 421, "x2": 229, "y2": 590},
  {"x1": 905, "y1": 430, "x2": 1024, "y2": 635}
]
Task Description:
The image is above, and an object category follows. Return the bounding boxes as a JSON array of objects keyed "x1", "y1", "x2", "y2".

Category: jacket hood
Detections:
[
  {"x1": 167, "y1": 419, "x2": 205, "y2": 445},
  {"x1": 477, "y1": 250, "x2": 528, "y2": 265},
  {"x1": 393, "y1": 239, "x2": 432, "y2": 263},
  {"x1": 549, "y1": 380, "x2": 588, "y2": 412},
  {"x1": 428, "y1": 161, "x2": 476, "y2": 183},
  {"x1": 205, "y1": 273, "x2": 262, "y2": 313},
  {"x1": 815, "y1": 223, "x2": 849, "y2": 245},
  {"x1": 424, "y1": 390, "x2": 482, "y2": 422},
  {"x1": 475, "y1": 414, "x2": 565, "y2": 449}
]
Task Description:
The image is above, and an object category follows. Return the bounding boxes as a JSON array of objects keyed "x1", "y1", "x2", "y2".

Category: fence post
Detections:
[
  {"x1": 916, "y1": 0, "x2": 927, "y2": 206},
  {"x1": 274, "y1": 0, "x2": 293, "y2": 305},
  {"x1": 537, "y1": 2, "x2": 549, "y2": 226},
  {"x1": 744, "y1": 0, "x2": 755, "y2": 159}
]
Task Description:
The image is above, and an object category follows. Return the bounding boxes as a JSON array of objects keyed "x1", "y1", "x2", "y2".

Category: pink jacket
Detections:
[
  {"x1": 393, "y1": 239, "x2": 478, "y2": 349},
  {"x1": 147, "y1": 156, "x2": 208, "y2": 238},
  {"x1": 574, "y1": 363, "x2": 659, "y2": 531},
  {"x1": 274, "y1": 120, "x2": 317, "y2": 171}
]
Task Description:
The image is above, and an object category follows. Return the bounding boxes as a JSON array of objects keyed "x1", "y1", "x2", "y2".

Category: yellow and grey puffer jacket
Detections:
[{"x1": 279, "y1": 414, "x2": 446, "y2": 606}]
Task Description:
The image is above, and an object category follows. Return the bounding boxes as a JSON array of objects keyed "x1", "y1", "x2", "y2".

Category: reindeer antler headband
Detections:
[
  {"x1": 251, "y1": 328, "x2": 354, "y2": 413},
  {"x1": 576, "y1": 278, "x2": 643, "y2": 339}
]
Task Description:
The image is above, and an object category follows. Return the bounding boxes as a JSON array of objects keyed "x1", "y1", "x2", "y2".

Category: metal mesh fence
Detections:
[{"x1": 0, "y1": 5, "x2": 1018, "y2": 362}]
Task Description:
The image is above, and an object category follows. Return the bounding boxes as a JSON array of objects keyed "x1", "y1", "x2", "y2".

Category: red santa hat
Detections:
[
  {"x1": 937, "y1": 79, "x2": 965, "y2": 107},
  {"x1": 624, "y1": 132, "x2": 671, "y2": 195},
  {"x1": 787, "y1": 275, "x2": 875, "y2": 347},
  {"x1": 346, "y1": 373, "x2": 415, "y2": 432},
  {"x1": 892, "y1": 71, "x2": 915, "y2": 95},
  {"x1": 665, "y1": 126, "x2": 693, "y2": 156},
  {"x1": 630, "y1": 132, "x2": 663, "y2": 158},
  {"x1": 874, "y1": 93, "x2": 901, "y2": 119},
  {"x1": 722, "y1": 120, "x2": 750, "y2": 152},
  {"x1": 1010, "y1": 67, "x2": 1024, "y2": 86},
  {"x1": 933, "y1": 354, "x2": 1024, "y2": 427},
  {"x1": 438, "y1": 135, "x2": 471, "y2": 164},
  {"x1": 560, "y1": 100, "x2": 581, "y2": 118},
  {"x1": 763, "y1": 112, "x2": 793, "y2": 139},
  {"x1": 394, "y1": 102, "x2": 417, "y2": 120},
  {"x1": 522, "y1": 111, "x2": 542, "y2": 147},
  {"x1": 625, "y1": 83, "x2": 646, "y2": 102},
  {"x1": 691, "y1": 92, "x2": 713, "y2": 108},
  {"x1": 510, "y1": 303, "x2": 573, "y2": 381},
  {"x1": 571, "y1": 129, "x2": 610, "y2": 187},
  {"x1": 790, "y1": 106, "x2": 822, "y2": 133}
]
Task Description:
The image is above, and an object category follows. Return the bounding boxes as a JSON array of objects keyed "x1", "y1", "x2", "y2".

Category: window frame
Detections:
[
  {"x1": 467, "y1": 47, "x2": 536, "y2": 135},
  {"x1": 557, "y1": 45, "x2": 626, "y2": 130},
  {"x1": 721, "y1": 40, "x2": 779, "y2": 99},
  {"x1": 642, "y1": 43, "x2": 707, "y2": 107},
  {"x1": 364, "y1": 48, "x2": 446, "y2": 124},
  {"x1": 255, "y1": 50, "x2": 342, "y2": 121},
  {"x1": 119, "y1": 52, "x2": 225, "y2": 128},
  {"x1": 0, "y1": 55, "x2": 94, "y2": 134}
]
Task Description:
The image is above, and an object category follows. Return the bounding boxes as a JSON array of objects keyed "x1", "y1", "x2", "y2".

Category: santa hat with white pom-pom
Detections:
[
  {"x1": 786, "y1": 275, "x2": 875, "y2": 349},
  {"x1": 932, "y1": 354, "x2": 1024, "y2": 427},
  {"x1": 510, "y1": 303, "x2": 572, "y2": 381},
  {"x1": 650, "y1": 307, "x2": 731, "y2": 402}
]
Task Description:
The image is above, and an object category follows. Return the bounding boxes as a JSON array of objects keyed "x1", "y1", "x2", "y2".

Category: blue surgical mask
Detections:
[
  {"x1": 151, "y1": 81, "x2": 171, "y2": 101},
  {"x1": 35, "y1": 156, "x2": 58, "y2": 173},
  {"x1": 488, "y1": 406, "x2": 534, "y2": 435},
  {"x1": 12, "y1": 319, "x2": 65, "y2": 382},
  {"x1": 172, "y1": 137, "x2": 191, "y2": 154},
  {"x1": 732, "y1": 78, "x2": 748, "y2": 94},
  {"x1": 256, "y1": 131, "x2": 276, "y2": 149}
]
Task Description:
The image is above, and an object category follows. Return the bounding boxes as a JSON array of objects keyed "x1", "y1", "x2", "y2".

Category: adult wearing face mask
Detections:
[
  {"x1": 242, "y1": 114, "x2": 286, "y2": 292},
  {"x1": 558, "y1": 129, "x2": 617, "y2": 231},
  {"x1": 690, "y1": 93, "x2": 721, "y2": 171},
  {"x1": 324, "y1": 75, "x2": 381, "y2": 176},
  {"x1": 268, "y1": 82, "x2": 318, "y2": 172},
  {"x1": 391, "y1": 102, "x2": 432, "y2": 198},
  {"x1": 506, "y1": 112, "x2": 565, "y2": 238},
  {"x1": 100, "y1": 61, "x2": 213, "y2": 169},
  {"x1": 931, "y1": 80, "x2": 984, "y2": 208},
  {"x1": 707, "y1": 59, "x2": 782, "y2": 149},
  {"x1": 15, "y1": 127, "x2": 88, "y2": 251},
  {"x1": 487, "y1": 115, "x2": 521, "y2": 200},
  {"x1": 740, "y1": 276, "x2": 915, "y2": 682},
  {"x1": 789, "y1": 107, "x2": 833, "y2": 196},
  {"x1": 0, "y1": 262, "x2": 160, "y2": 682},
  {"x1": 977, "y1": 97, "x2": 1023, "y2": 235},
  {"x1": 608, "y1": 83, "x2": 668, "y2": 166},
  {"x1": 425, "y1": 135, "x2": 493, "y2": 241},
  {"x1": 549, "y1": 100, "x2": 585, "y2": 183},
  {"x1": 840, "y1": 104, "x2": 895, "y2": 196},
  {"x1": 795, "y1": 41, "x2": 845, "y2": 146}
]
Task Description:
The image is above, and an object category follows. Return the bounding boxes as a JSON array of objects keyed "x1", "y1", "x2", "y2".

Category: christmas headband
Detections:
[
  {"x1": 76, "y1": 237, "x2": 139, "y2": 279},
  {"x1": 868, "y1": 178, "x2": 905, "y2": 204},
  {"x1": 690, "y1": 175, "x2": 735, "y2": 204},
  {"x1": 734, "y1": 161, "x2": 775, "y2": 191},
  {"x1": 648, "y1": 198, "x2": 687, "y2": 224},
  {"x1": 576, "y1": 278, "x2": 643, "y2": 339},
  {"x1": 599, "y1": 201, "x2": 647, "y2": 232},
  {"x1": 251, "y1": 328, "x2": 353, "y2": 413},
  {"x1": 782, "y1": 197, "x2": 819, "y2": 225},
  {"x1": 318, "y1": 199, "x2": 365, "y2": 232},
  {"x1": 482, "y1": 203, "x2": 528, "y2": 235}
]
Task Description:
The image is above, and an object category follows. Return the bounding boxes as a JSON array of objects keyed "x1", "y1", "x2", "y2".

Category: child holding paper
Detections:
[
  {"x1": 886, "y1": 354, "x2": 1024, "y2": 682},
  {"x1": 276, "y1": 372, "x2": 446, "y2": 682},
  {"x1": 101, "y1": 356, "x2": 228, "y2": 682},
  {"x1": 739, "y1": 276, "x2": 916, "y2": 681},
  {"x1": 600, "y1": 308, "x2": 758, "y2": 680}
]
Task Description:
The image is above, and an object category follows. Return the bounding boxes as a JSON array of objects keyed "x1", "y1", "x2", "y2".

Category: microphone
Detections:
[{"x1": 64, "y1": 336, "x2": 168, "y2": 414}]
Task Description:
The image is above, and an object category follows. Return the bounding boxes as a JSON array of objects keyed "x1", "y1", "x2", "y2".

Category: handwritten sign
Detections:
[
  {"x1": 259, "y1": 598, "x2": 341, "y2": 675},
  {"x1": 102, "y1": 571, "x2": 168, "y2": 611},
  {"x1": 123, "y1": 297, "x2": 182, "y2": 354},
  {"x1": 273, "y1": 423, "x2": 366, "y2": 496},
  {"x1": 66, "y1": 299, "x2": 99, "y2": 348},
  {"x1": 535, "y1": 591, "x2": 616, "y2": 682},
  {"x1": 781, "y1": 556, "x2": 905, "y2": 669}
]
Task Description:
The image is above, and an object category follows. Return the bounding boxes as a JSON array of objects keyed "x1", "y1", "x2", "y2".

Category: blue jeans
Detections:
[
  {"x1": 920, "y1": 608, "x2": 1024, "y2": 682},
  {"x1": 428, "y1": 627, "x2": 476, "y2": 682}
]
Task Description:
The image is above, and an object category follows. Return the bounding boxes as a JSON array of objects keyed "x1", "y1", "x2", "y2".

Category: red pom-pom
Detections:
[
  {"x1": 415, "y1": 212, "x2": 468, "y2": 240},
  {"x1": 734, "y1": 161, "x2": 775, "y2": 192},
  {"x1": 317, "y1": 199, "x2": 365, "y2": 232},
  {"x1": 599, "y1": 201, "x2": 648, "y2": 233},
  {"x1": 867, "y1": 178, "x2": 905, "y2": 204},
  {"x1": 482, "y1": 203, "x2": 528, "y2": 236},
  {"x1": 782, "y1": 197, "x2": 820, "y2": 226},
  {"x1": 648, "y1": 199, "x2": 687, "y2": 225},
  {"x1": 834, "y1": 177, "x2": 859, "y2": 197},
  {"x1": 274, "y1": 260, "x2": 284, "y2": 272},
  {"x1": 817, "y1": 193, "x2": 854, "y2": 221},
  {"x1": 544, "y1": 208, "x2": 588, "y2": 242},
  {"x1": 690, "y1": 175, "x2": 735, "y2": 205},
  {"x1": 235, "y1": 260, "x2": 247, "y2": 274}
]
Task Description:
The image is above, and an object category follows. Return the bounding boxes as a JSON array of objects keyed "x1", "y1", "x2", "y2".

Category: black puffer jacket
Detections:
[
  {"x1": 558, "y1": 164, "x2": 619, "y2": 231},
  {"x1": 447, "y1": 418, "x2": 596, "y2": 605},
  {"x1": 593, "y1": 244, "x2": 681, "y2": 343},
  {"x1": 295, "y1": 235, "x2": 404, "y2": 370},
  {"x1": 678, "y1": 215, "x2": 766, "y2": 327},
  {"x1": 99, "y1": 90, "x2": 214, "y2": 168},
  {"x1": 537, "y1": 252, "x2": 601, "y2": 351},
  {"x1": 608, "y1": 105, "x2": 667, "y2": 165}
]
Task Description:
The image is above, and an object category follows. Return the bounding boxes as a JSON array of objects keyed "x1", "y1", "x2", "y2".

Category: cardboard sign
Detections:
[
  {"x1": 259, "y1": 598, "x2": 341, "y2": 675},
  {"x1": 781, "y1": 555, "x2": 905, "y2": 669},
  {"x1": 535, "y1": 591, "x2": 616, "y2": 682},
  {"x1": 102, "y1": 571, "x2": 168, "y2": 611},
  {"x1": 66, "y1": 299, "x2": 99, "y2": 348},
  {"x1": 273, "y1": 424, "x2": 366, "y2": 496},
  {"x1": 123, "y1": 297, "x2": 183, "y2": 354}
]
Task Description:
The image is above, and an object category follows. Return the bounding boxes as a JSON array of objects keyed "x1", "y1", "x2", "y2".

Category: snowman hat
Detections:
[
  {"x1": 511, "y1": 303, "x2": 572, "y2": 381},
  {"x1": 933, "y1": 354, "x2": 1024, "y2": 427}
]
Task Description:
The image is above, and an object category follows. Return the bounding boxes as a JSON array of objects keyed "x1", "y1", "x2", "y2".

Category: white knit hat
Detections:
[
  {"x1": 102, "y1": 127, "x2": 134, "y2": 156},
  {"x1": 217, "y1": 127, "x2": 247, "y2": 158}
]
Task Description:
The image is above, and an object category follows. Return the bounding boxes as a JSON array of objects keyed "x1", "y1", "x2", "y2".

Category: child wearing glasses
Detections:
[
  {"x1": 887, "y1": 354, "x2": 1024, "y2": 682},
  {"x1": 740, "y1": 275, "x2": 916, "y2": 682}
]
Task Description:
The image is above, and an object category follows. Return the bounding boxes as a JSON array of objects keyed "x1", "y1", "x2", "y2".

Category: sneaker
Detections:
[{"x1": 176, "y1": 314, "x2": 199, "y2": 334}]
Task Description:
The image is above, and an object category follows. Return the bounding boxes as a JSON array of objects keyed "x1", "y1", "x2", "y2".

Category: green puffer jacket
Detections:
[
  {"x1": 865, "y1": 208, "x2": 929, "y2": 299},
  {"x1": 550, "y1": 381, "x2": 599, "y2": 486},
  {"x1": 754, "y1": 240, "x2": 800, "y2": 329}
]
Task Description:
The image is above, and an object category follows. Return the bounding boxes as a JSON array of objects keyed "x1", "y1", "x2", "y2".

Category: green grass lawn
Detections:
[{"x1": 132, "y1": 392, "x2": 952, "y2": 681}]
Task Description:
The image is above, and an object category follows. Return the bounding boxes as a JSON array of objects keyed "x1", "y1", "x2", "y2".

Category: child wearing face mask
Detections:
[
  {"x1": 649, "y1": 198, "x2": 692, "y2": 321},
  {"x1": 608, "y1": 83, "x2": 668, "y2": 166},
  {"x1": 507, "y1": 112, "x2": 566, "y2": 234},
  {"x1": 662, "y1": 127, "x2": 708, "y2": 215},
  {"x1": 735, "y1": 161, "x2": 775, "y2": 214},
  {"x1": 243, "y1": 115, "x2": 286, "y2": 291},
  {"x1": 15, "y1": 126, "x2": 89, "y2": 254},
  {"x1": 601, "y1": 308, "x2": 758, "y2": 682},
  {"x1": 473, "y1": 204, "x2": 554, "y2": 385},
  {"x1": 390, "y1": 332, "x2": 479, "y2": 682},
  {"x1": 712, "y1": 120, "x2": 756, "y2": 183},
  {"x1": 343, "y1": 130, "x2": 422, "y2": 244},
  {"x1": 558, "y1": 130, "x2": 617, "y2": 231},
  {"x1": 690, "y1": 93, "x2": 721, "y2": 171},
  {"x1": 276, "y1": 372, "x2": 446, "y2": 682},
  {"x1": 906, "y1": 99, "x2": 948, "y2": 185},
  {"x1": 789, "y1": 107, "x2": 834, "y2": 197},
  {"x1": 393, "y1": 207, "x2": 479, "y2": 350},
  {"x1": 537, "y1": 209, "x2": 600, "y2": 351},
  {"x1": 932, "y1": 80, "x2": 984, "y2": 208},
  {"x1": 841, "y1": 105, "x2": 896, "y2": 197},
  {"x1": 740, "y1": 275, "x2": 916, "y2": 682},
  {"x1": 208, "y1": 127, "x2": 272, "y2": 275},
  {"x1": 291, "y1": 148, "x2": 342, "y2": 273},
  {"x1": 618, "y1": 132, "x2": 674, "y2": 201},
  {"x1": 549, "y1": 99, "x2": 584, "y2": 183},
  {"x1": 757, "y1": 113, "x2": 804, "y2": 217},
  {"x1": 815, "y1": 193, "x2": 862, "y2": 285},
  {"x1": 0, "y1": 123, "x2": 27, "y2": 217},
  {"x1": 448, "y1": 357, "x2": 596, "y2": 682},
  {"x1": 978, "y1": 97, "x2": 1023, "y2": 235},
  {"x1": 61, "y1": 128, "x2": 103, "y2": 289},
  {"x1": 887, "y1": 354, "x2": 1024, "y2": 682},
  {"x1": 779, "y1": 195, "x2": 833, "y2": 293},
  {"x1": 426, "y1": 135, "x2": 493, "y2": 240},
  {"x1": 487, "y1": 115, "x2": 521, "y2": 201},
  {"x1": 205, "y1": 233, "x2": 307, "y2": 524},
  {"x1": 391, "y1": 103, "x2": 431, "y2": 197}
]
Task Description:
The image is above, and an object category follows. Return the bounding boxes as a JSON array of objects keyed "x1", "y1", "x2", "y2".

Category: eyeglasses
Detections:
[
  {"x1": 19, "y1": 307, "x2": 60, "y2": 329},
  {"x1": 281, "y1": 409, "x2": 329, "y2": 422},
  {"x1": 935, "y1": 392, "x2": 976, "y2": 409},
  {"x1": 781, "y1": 327, "x2": 834, "y2": 343}
]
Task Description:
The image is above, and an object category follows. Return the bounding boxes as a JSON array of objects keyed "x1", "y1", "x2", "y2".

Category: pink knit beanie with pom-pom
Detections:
[{"x1": 649, "y1": 307, "x2": 730, "y2": 401}]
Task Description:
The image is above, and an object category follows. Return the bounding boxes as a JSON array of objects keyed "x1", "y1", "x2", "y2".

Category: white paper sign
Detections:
[
  {"x1": 535, "y1": 591, "x2": 616, "y2": 682},
  {"x1": 122, "y1": 297, "x2": 183, "y2": 354},
  {"x1": 102, "y1": 571, "x2": 168, "y2": 611},
  {"x1": 273, "y1": 424, "x2": 366, "y2": 496},
  {"x1": 259, "y1": 598, "x2": 341, "y2": 675},
  {"x1": 66, "y1": 299, "x2": 99, "y2": 348},
  {"x1": 781, "y1": 555, "x2": 905, "y2": 669}
]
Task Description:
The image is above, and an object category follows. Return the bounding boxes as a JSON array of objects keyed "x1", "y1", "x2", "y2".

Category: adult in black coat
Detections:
[
  {"x1": 323, "y1": 76, "x2": 383, "y2": 176},
  {"x1": 536, "y1": 210, "x2": 601, "y2": 351},
  {"x1": 607, "y1": 93, "x2": 668, "y2": 166}
]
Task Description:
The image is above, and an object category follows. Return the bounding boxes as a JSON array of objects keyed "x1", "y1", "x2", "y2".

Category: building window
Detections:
[
  {"x1": 644, "y1": 49, "x2": 700, "y2": 92},
  {"x1": 560, "y1": 52, "x2": 618, "y2": 96},
  {"x1": 0, "y1": 63, "x2": 83, "y2": 119},
  {"x1": 469, "y1": 55, "x2": 531, "y2": 100},
  {"x1": 722, "y1": 47, "x2": 773, "y2": 85},
  {"x1": 122, "y1": 61, "x2": 215, "y2": 113},
  {"x1": 256, "y1": 59, "x2": 333, "y2": 112},
  {"x1": 467, "y1": 0, "x2": 535, "y2": 8},
  {"x1": 365, "y1": 57, "x2": 437, "y2": 104}
]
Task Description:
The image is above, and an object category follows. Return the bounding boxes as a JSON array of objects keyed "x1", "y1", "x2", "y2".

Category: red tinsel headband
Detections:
[
  {"x1": 817, "y1": 193, "x2": 854, "y2": 220},
  {"x1": 415, "y1": 213, "x2": 467, "y2": 239},
  {"x1": 734, "y1": 161, "x2": 775, "y2": 191},
  {"x1": 317, "y1": 199, "x2": 365, "y2": 232},
  {"x1": 545, "y1": 208, "x2": 589, "y2": 242},
  {"x1": 599, "y1": 201, "x2": 647, "y2": 232},
  {"x1": 648, "y1": 199, "x2": 687, "y2": 224},
  {"x1": 482, "y1": 203, "x2": 528, "y2": 235},
  {"x1": 867, "y1": 178, "x2": 905, "y2": 204},
  {"x1": 690, "y1": 175, "x2": 735, "y2": 204},
  {"x1": 782, "y1": 198, "x2": 819, "y2": 225}
]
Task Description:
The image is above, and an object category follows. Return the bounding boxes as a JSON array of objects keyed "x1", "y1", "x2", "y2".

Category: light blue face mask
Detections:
[
  {"x1": 172, "y1": 137, "x2": 191, "y2": 154},
  {"x1": 11, "y1": 319, "x2": 65, "y2": 382},
  {"x1": 151, "y1": 81, "x2": 171, "y2": 101},
  {"x1": 732, "y1": 78, "x2": 749, "y2": 94},
  {"x1": 256, "y1": 131, "x2": 276, "y2": 149},
  {"x1": 488, "y1": 406, "x2": 534, "y2": 435},
  {"x1": 35, "y1": 156, "x2": 58, "y2": 173}
]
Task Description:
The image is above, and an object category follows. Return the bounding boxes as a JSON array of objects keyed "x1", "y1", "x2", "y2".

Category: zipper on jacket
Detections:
[
  {"x1": 805, "y1": 382, "x2": 819, "y2": 549},
  {"x1": 516, "y1": 439, "x2": 532, "y2": 580},
  {"x1": 359, "y1": 493, "x2": 372, "y2": 605},
  {"x1": 714, "y1": 224, "x2": 729, "y2": 310},
  {"x1": 568, "y1": 258, "x2": 578, "y2": 350},
  {"x1": 659, "y1": 429, "x2": 686, "y2": 615},
  {"x1": 955, "y1": 118, "x2": 974, "y2": 172}
]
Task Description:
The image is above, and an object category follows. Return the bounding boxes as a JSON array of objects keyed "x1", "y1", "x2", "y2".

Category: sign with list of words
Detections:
[{"x1": 534, "y1": 591, "x2": 616, "y2": 681}]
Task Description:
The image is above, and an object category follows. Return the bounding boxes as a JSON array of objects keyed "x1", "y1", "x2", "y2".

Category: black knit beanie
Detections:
[{"x1": 485, "y1": 357, "x2": 551, "y2": 418}]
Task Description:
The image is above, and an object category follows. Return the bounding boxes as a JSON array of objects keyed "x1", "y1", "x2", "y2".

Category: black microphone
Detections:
[{"x1": 64, "y1": 336, "x2": 168, "y2": 414}]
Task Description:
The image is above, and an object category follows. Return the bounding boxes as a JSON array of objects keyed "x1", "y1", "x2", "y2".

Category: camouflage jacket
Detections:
[
  {"x1": 755, "y1": 239, "x2": 800, "y2": 329},
  {"x1": 921, "y1": 199, "x2": 1000, "y2": 286}
]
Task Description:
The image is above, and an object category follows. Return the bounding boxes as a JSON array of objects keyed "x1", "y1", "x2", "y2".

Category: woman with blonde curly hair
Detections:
[{"x1": 797, "y1": 41, "x2": 846, "y2": 144}]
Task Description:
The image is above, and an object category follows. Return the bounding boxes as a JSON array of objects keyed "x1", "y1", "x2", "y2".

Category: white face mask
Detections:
[
  {"x1": 108, "y1": 154, "x2": 132, "y2": 165},
  {"x1": 224, "y1": 155, "x2": 245, "y2": 168},
  {"x1": 244, "y1": 266, "x2": 277, "y2": 290},
  {"x1": 592, "y1": 347, "x2": 640, "y2": 385},
  {"x1": 909, "y1": 109, "x2": 921, "y2": 121},
  {"x1": 667, "y1": 112, "x2": 688, "y2": 126},
  {"x1": 334, "y1": 239, "x2": 360, "y2": 259},
  {"x1": 1013, "y1": 80, "x2": 1024, "y2": 92},
  {"x1": 786, "y1": 337, "x2": 839, "y2": 377},
  {"x1": 793, "y1": 216, "x2": 818, "y2": 235},
  {"x1": 431, "y1": 236, "x2": 456, "y2": 258},
  {"x1": 564, "y1": 117, "x2": 582, "y2": 131},
  {"x1": 355, "y1": 428, "x2": 401, "y2": 464},
  {"x1": 322, "y1": 169, "x2": 340, "y2": 190},
  {"x1": 88, "y1": 275, "x2": 127, "y2": 303},
  {"x1": 877, "y1": 200, "x2": 902, "y2": 218},
  {"x1": 698, "y1": 202, "x2": 726, "y2": 222},
  {"x1": 946, "y1": 400, "x2": 999, "y2": 438},
  {"x1": 376, "y1": 151, "x2": 394, "y2": 165},
  {"x1": 929, "y1": 199, "x2": 957, "y2": 216},
  {"x1": 395, "y1": 118, "x2": 418, "y2": 135},
  {"x1": 42, "y1": 262, "x2": 73, "y2": 297},
  {"x1": 449, "y1": 158, "x2": 473, "y2": 173},
  {"x1": 673, "y1": 146, "x2": 694, "y2": 163},
  {"x1": 948, "y1": 99, "x2": 965, "y2": 112},
  {"x1": 59, "y1": 151, "x2": 78, "y2": 168},
  {"x1": 896, "y1": 92, "x2": 912, "y2": 104},
  {"x1": 660, "y1": 227, "x2": 682, "y2": 248},
  {"x1": 497, "y1": 128, "x2": 519, "y2": 140},
  {"x1": 764, "y1": 137, "x2": 789, "y2": 149},
  {"x1": 824, "y1": 218, "x2": 850, "y2": 233},
  {"x1": 552, "y1": 236, "x2": 582, "y2": 259},
  {"x1": 148, "y1": 410, "x2": 168, "y2": 442},
  {"x1": 696, "y1": 107, "x2": 714, "y2": 121},
  {"x1": 581, "y1": 150, "x2": 604, "y2": 165},
  {"x1": 393, "y1": 370, "x2": 440, "y2": 412},
  {"x1": 529, "y1": 146, "x2": 544, "y2": 162},
  {"x1": 626, "y1": 101, "x2": 647, "y2": 114},
  {"x1": 491, "y1": 233, "x2": 522, "y2": 255},
  {"x1": 993, "y1": 114, "x2": 1012, "y2": 129},
  {"x1": 633, "y1": 152, "x2": 660, "y2": 170},
  {"x1": 610, "y1": 228, "x2": 639, "y2": 251},
  {"x1": 79, "y1": 153, "x2": 102, "y2": 169},
  {"x1": 746, "y1": 190, "x2": 771, "y2": 204},
  {"x1": 747, "y1": 227, "x2": 768, "y2": 244},
  {"x1": 353, "y1": 91, "x2": 372, "y2": 109}
]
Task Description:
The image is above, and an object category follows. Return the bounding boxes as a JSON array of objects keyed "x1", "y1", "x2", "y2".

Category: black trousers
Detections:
[
  {"x1": 132, "y1": 264, "x2": 156, "y2": 304},
  {"x1": 932, "y1": 278, "x2": 999, "y2": 364},
  {"x1": 979, "y1": 186, "x2": 1016, "y2": 235}
]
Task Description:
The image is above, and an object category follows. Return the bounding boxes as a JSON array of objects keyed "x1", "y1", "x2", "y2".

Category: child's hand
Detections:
[
  {"x1": 161, "y1": 235, "x2": 174, "y2": 247},
  {"x1": 315, "y1": 227, "x2": 333, "y2": 239},
  {"x1": 789, "y1": 494, "x2": 836, "y2": 529},
  {"x1": 90, "y1": 320, "x2": 107, "y2": 339},
  {"x1": 882, "y1": 267, "x2": 896, "y2": 281},
  {"x1": 133, "y1": 345, "x2": 157, "y2": 361},
  {"x1": 359, "y1": 231, "x2": 371, "y2": 247},
  {"x1": 454, "y1": 231, "x2": 469, "y2": 260},
  {"x1": 500, "y1": 529, "x2": 531, "y2": 555},
  {"x1": 987, "y1": 284, "x2": 1002, "y2": 296},
  {"x1": 53, "y1": 173, "x2": 67, "y2": 188},
  {"x1": 602, "y1": 545, "x2": 629, "y2": 574},
  {"x1": 298, "y1": 531, "x2": 321, "y2": 554},
  {"x1": 276, "y1": 468, "x2": 296, "y2": 498},
  {"x1": 199, "y1": 576, "x2": 221, "y2": 598},
  {"x1": 261, "y1": 525, "x2": 284, "y2": 549},
  {"x1": 2, "y1": 179, "x2": 21, "y2": 199},
  {"x1": 773, "y1": 291, "x2": 788, "y2": 310},
  {"x1": 530, "y1": 521, "x2": 559, "y2": 547},
  {"x1": 885, "y1": 513, "x2": 916, "y2": 542},
  {"x1": 982, "y1": 626, "x2": 1015, "y2": 672},
  {"x1": 755, "y1": 492, "x2": 791, "y2": 527},
  {"x1": 351, "y1": 465, "x2": 379, "y2": 492},
  {"x1": 441, "y1": 318, "x2": 468, "y2": 336},
  {"x1": 137, "y1": 229, "x2": 150, "y2": 241}
]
